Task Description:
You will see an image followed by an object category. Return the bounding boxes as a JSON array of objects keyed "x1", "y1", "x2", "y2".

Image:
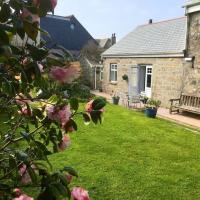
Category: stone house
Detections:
[
  {"x1": 102, "y1": 0, "x2": 200, "y2": 107},
  {"x1": 40, "y1": 14, "x2": 114, "y2": 90}
]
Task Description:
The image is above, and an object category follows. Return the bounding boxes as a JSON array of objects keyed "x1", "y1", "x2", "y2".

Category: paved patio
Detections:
[{"x1": 91, "y1": 90, "x2": 200, "y2": 129}]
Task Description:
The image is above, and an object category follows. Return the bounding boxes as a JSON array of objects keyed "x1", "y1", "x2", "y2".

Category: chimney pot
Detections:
[
  {"x1": 149, "y1": 19, "x2": 153, "y2": 24},
  {"x1": 111, "y1": 33, "x2": 116, "y2": 45}
]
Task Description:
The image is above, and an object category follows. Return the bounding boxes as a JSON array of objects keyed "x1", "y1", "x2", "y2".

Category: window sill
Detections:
[{"x1": 110, "y1": 81, "x2": 118, "y2": 85}]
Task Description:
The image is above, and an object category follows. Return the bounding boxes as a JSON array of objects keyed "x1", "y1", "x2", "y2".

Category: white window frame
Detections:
[
  {"x1": 110, "y1": 64, "x2": 118, "y2": 82},
  {"x1": 100, "y1": 67, "x2": 103, "y2": 81}
]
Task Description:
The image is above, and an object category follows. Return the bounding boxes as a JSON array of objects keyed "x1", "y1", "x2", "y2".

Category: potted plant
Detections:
[
  {"x1": 122, "y1": 74, "x2": 128, "y2": 81},
  {"x1": 140, "y1": 92, "x2": 149, "y2": 104},
  {"x1": 145, "y1": 99, "x2": 161, "y2": 118},
  {"x1": 112, "y1": 92, "x2": 120, "y2": 105}
]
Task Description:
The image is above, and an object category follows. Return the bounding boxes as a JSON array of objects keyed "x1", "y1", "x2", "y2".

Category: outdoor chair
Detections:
[
  {"x1": 128, "y1": 95, "x2": 142, "y2": 108},
  {"x1": 118, "y1": 92, "x2": 129, "y2": 108}
]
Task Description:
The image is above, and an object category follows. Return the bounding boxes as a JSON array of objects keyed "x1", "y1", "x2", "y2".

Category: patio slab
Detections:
[
  {"x1": 91, "y1": 90, "x2": 200, "y2": 130},
  {"x1": 157, "y1": 107, "x2": 200, "y2": 129}
]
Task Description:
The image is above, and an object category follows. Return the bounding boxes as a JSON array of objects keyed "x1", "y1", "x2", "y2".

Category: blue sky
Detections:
[{"x1": 55, "y1": 0, "x2": 186, "y2": 40}]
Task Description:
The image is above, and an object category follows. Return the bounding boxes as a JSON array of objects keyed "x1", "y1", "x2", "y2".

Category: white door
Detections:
[
  {"x1": 145, "y1": 66, "x2": 152, "y2": 98},
  {"x1": 128, "y1": 66, "x2": 139, "y2": 97}
]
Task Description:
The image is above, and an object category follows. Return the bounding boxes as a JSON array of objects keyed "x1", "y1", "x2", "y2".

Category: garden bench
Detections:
[{"x1": 169, "y1": 93, "x2": 200, "y2": 114}]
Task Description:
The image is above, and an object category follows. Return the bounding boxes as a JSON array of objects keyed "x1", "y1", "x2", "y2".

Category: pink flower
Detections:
[
  {"x1": 37, "y1": 63, "x2": 44, "y2": 73},
  {"x1": 71, "y1": 187, "x2": 90, "y2": 200},
  {"x1": 21, "y1": 58, "x2": 29, "y2": 66},
  {"x1": 15, "y1": 94, "x2": 31, "y2": 105},
  {"x1": 21, "y1": 8, "x2": 40, "y2": 23},
  {"x1": 32, "y1": 0, "x2": 40, "y2": 7},
  {"x1": 58, "y1": 135, "x2": 71, "y2": 151},
  {"x1": 13, "y1": 188, "x2": 22, "y2": 197},
  {"x1": 13, "y1": 188, "x2": 33, "y2": 199},
  {"x1": 85, "y1": 100, "x2": 104, "y2": 113},
  {"x1": 50, "y1": 62, "x2": 80, "y2": 84},
  {"x1": 85, "y1": 100, "x2": 93, "y2": 113},
  {"x1": 13, "y1": 188, "x2": 33, "y2": 200},
  {"x1": 66, "y1": 174, "x2": 73, "y2": 183},
  {"x1": 19, "y1": 164, "x2": 37, "y2": 185},
  {"x1": 46, "y1": 105, "x2": 71, "y2": 127},
  {"x1": 13, "y1": 194, "x2": 34, "y2": 200},
  {"x1": 33, "y1": 0, "x2": 57, "y2": 10},
  {"x1": 19, "y1": 107, "x2": 32, "y2": 116},
  {"x1": 19, "y1": 164, "x2": 32, "y2": 185},
  {"x1": 51, "y1": 0, "x2": 57, "y2": 10}
]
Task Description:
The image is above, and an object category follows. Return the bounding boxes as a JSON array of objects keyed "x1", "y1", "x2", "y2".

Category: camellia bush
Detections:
[{"x1": 0, "y1": 0, "x2": 106, "y2": 199}]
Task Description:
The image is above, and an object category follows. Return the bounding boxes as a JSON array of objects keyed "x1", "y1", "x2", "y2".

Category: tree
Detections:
[
  {"x1": 81, "y1": 40, "x2": 103, "y2": 63},
  {"x1": 0, "y1": 0, "x2": 106, "y2": 199}
]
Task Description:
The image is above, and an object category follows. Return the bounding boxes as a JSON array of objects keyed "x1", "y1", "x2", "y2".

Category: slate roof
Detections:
[
  {"x1": 40, "y1": 14, "x2": 96, "y2": 52},
  {"x1": 102, "y1": 17, "x2": 187, "y2": 57},
  {"x1": 184, "y1": 0, "x2": 200, "y2": 7}
]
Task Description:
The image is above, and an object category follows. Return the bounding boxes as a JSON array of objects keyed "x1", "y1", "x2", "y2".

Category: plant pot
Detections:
[
  {"x1": 140, "y1": 99, "x2": 147, "y2": 104},
  {"x1": 112, "y1": 97, "x2": 120, "y2": 105},
  {"x1": 145, "y1": 108, "x2": 157, "y2": 118}
]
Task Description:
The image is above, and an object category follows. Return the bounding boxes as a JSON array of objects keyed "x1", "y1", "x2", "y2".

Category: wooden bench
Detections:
[{"x1": 170, "y1": 94, "x2": 200, "y2": 114}]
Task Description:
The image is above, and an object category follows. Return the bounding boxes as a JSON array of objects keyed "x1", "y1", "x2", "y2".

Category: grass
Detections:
[{"x1": 46, "y1": 104, "x2": 200, "y2": 200}]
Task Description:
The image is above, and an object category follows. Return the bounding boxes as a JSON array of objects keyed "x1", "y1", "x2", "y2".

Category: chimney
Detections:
[
  {"x1": 111, "y1": 33, "x2": 116, "y2": 45},
  {"x1": 149, "y1": 19, "x2": 153, "y2": 24}
]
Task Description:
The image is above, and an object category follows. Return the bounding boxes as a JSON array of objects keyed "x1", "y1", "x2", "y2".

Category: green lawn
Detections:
[{"x1": 47, "y1": 104, "x2": 200, "y2": 200}]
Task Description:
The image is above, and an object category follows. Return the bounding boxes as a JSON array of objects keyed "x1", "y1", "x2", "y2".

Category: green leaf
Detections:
[
  {"x1": 20, "y1": 131, "x2": 31, "y2": 142},
  {"x1": 46, "y1": 56, "x2": 65, "y2": 67},
  {"x1": 27, "y1": 165, "x2": 37, "y2": 184},
  {"x1": 16, "y1": 151, "x2": 28, "y2": 163},
  {"x1": 32, "y1": 108, "x2": 44, "y2": 119},
  {"x1": 16, "y1": 28, "x2": 25, "y2": 40},
  {"x1": 63, "y1": 166, "x2": 78, "y2": 177},
  {"x1": 70, "y1": 98, "x2": 79, "y2": 111},
  {"x1": 55, "y1": 183, "x2": 69, "y2": 197},
  {"x1": 57, "y1": 130, "x2": 62, "y2": 142},
  {"x1": 64, "y1": 119, "x2": 77, "y2": 132},
  {"x1": 90, "y1": 110, "x2": 102, "y2": 124},
  {"x1": 23, "y1": 21, "x2": 38, "y2": 41},
  {"x1": 83, "y1": 113, "x2": 91, "y2": 125},
  {"x1": 10, "y1": 0, "x2": 22, "y2": 10},
  {"x1": 27, "y1": 44, "x2": 48, "y2": 61},
  {"x1": 35, "y1": 141, "x2": 52, "y2": 156},
  {"x1": 38, "y1": 0, "x2": 53, "y2": 17},
  {"x1": 0, "y1": 3, "x2": 11, "y2": 23},
  {"x1": 10, "y1": 45, "x2": 22, "y2": 55},
  {"x1": 59, "y1": 174, "x2": 69, "y2": 187},
  {"x1": 48, "y1": 95, "x2": 58, "y2": 104},
  {"x1": 9, "y1": 155, "x2": 17, "y2": 170},
  {"x1": 92, "y1": 98, "x2": 106, "y2": 110},
  {"x1": 0, "y1": 30, "x2": 9, "y2": 45}
]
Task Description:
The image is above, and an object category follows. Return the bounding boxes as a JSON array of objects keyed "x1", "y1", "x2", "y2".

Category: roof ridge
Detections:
[
  {"x1": 46, "y1": 14, "x2": 73, "y2": 20},
  {"x1": 139, "y1": 16, "x2": 186, "y2": 27}
]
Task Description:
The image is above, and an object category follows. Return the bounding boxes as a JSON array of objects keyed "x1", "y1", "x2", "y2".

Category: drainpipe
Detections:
[{"x1": 94, "y1": 67, "x2": 97, "y2": 90}]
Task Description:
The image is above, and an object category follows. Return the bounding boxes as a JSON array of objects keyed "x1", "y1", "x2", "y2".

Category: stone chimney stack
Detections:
[
  {"x1": 111, "y1": 33, "x2": 116, "y2": 45},
  {"x1": 149, "y1": 19, "x2": 153, "y2": 24}
]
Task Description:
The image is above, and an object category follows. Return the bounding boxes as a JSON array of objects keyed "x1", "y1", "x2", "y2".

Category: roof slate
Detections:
[
  {"x1": 102, "y1": 17, "x2": 187, "y2": 57},
  {"x1": 184, "y1": 0, "x2": 200, "y2": 7},
  {"x1": 40, "y1": 14, "x2": 96, "y2": 52}
]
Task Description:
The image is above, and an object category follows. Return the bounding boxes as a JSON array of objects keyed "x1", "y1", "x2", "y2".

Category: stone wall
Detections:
[
  {"x1": 183, "y1": 11, "x2": 200, "y2": 95},
  {"x1": 102, "y1": 57, "x2": 184, "y2": 107}
]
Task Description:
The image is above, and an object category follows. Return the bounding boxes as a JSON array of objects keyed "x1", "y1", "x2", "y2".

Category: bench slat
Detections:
[{"x1": 170, "y1": 94, "x2": 200, "y2": 114}]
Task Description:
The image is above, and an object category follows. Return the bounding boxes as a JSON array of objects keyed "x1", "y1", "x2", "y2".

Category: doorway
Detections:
[{"x1": 138, "y1": 65, "x2": 152, "y2": 98}]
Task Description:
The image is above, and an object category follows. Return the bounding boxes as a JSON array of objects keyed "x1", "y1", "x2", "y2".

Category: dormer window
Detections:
[{"x1": 70, "y1": 23, "x2": 75, "y2": 30}]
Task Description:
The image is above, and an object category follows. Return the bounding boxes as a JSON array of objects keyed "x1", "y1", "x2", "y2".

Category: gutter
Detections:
[{"x1": 102, "y1": 53, "x2": 185, "y2": 59}]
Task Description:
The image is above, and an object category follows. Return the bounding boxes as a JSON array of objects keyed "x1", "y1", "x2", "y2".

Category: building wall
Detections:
[
  {"x1": 102, "y1": 57, "x2": 184, "y2": 107},
  {"x1": 184, "y1": 11, "x2": 200, "y2": 94}
]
